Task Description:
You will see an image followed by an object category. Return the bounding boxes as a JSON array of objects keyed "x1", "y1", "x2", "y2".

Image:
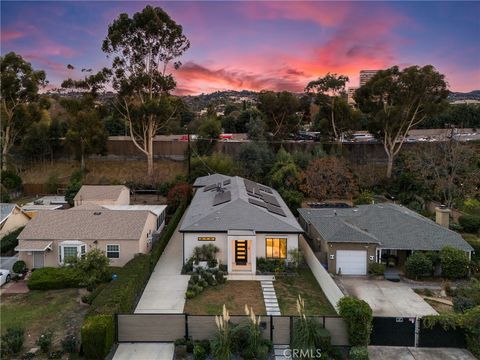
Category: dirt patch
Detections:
[{"x1": 184, "y1": 281, "x2": 266, "y2": 315}]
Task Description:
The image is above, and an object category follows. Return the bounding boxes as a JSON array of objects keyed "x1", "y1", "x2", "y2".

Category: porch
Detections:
[{"x1": 227, "y1": 229, "x2": 256, "y2": 275}]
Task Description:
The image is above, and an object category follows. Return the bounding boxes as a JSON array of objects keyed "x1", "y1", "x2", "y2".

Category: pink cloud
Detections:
[{"x1": 1, "y1": 30, "x2": 24, "y2": 41}]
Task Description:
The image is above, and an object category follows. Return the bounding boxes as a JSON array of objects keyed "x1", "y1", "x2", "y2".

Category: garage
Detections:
[{"x1": 336, "y1": 250, "x2": 367, "y2": 275}]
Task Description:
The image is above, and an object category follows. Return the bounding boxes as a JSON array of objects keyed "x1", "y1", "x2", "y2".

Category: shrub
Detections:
[
  {"x1": 27, "y1": 267, "x2": 83, "y2": 290},
  {"x1": 211, "y1": 305, "x2": 233, "y2": 360},
  {"x1": 81, "y1": 283, "x2": 107, "y2": 305},
  {"x1": 1, "y1": 327, "x2": 24, "y2": 355},
  {"x1": 65, "y1": 180, "x2": 82, "y2": 206},
  {"x1": 349, "y1": 346, "x2": 369, "y2": 360},
  {"x1": 69, "y1": 248, "x2": 110, "y2": 289},
  {"x1": 1, "y1": 170, "x2": 22, "y2": 189},
  {"x1": 338, "y1": 297, "x2": 373, "y2": 346},
  {"x1": 354, "y1": 190, "x2": 374, "y2": 206},
  {"x1": 186, "y1": 290, "x2": 196, "y2": 299},
  {"x1": 81, "y1": 315, "x2": 114, "y2": 359},
  {"x1": 36, "y1": 330, "x2": 53, "y2": 353},
  {"x1": 0, "y1": 227, "x2": 24, "y2": 254},
  {"x1": 459, "y1": 215, "x2": 480, "y2": 233},
  {"x1": 405, "y1": 252, "x2": 433, "y2": 279},
  {"x1": 46, "y1": 173, "x2": 60, "y2": 194},
  {"x1": 61, "y1": 334, "x2": 77, "y2": 353},
  {"x1": 12, "y1": 260, "x2": 27, "y2": 274},
  {"x1": 167, "y1": 183, "x2": 192, "y2": 210},
  {"x1": 193, "y1": 343, "x2": 207, "y2": 360},
  {"x1": 368, "y1": 263, "x2": 385, "y2": 276},
  {"x1": 292, "y1": 296, "x2": 327, "y2": 355},
  {"x1": 48, "y1": 350, "x2": 63, "y2": 359},
  {"x1": 453, "y1": 296, "x2": 476, "y2": 313},
  {"x1": 440, "y1": 246, "x2": 470, "y2": 279}
]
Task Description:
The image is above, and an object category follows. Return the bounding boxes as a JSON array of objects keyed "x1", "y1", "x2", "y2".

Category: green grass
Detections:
[
  {"x1": 1, "y1": 289, "x2": 88, "y2": 351},
  {"x1": 274, "y1": 267, "x2": 336, "y2": 316}
]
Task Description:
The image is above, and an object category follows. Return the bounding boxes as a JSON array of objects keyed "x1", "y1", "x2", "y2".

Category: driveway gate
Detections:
[
  {"x1": 418, "y1": 319, "x2": 466, "y2": 348},
  {"x1": 370, "y1": 317, "x2": 416, "y2": 346}
]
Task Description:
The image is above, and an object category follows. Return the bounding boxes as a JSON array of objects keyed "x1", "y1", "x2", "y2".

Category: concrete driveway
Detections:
[
  {"x1": 113, "y1": 343, "x2": 174, "y2": 360},
  {"x1": 134, "y1": 216, "x2": 190, "y2": 314},
  {"x1": 369, "y1": 346, "x2": 476, "y2": 360},
  {"x1": 340, "y1": 277, "x2": 437, "y2": 317}
]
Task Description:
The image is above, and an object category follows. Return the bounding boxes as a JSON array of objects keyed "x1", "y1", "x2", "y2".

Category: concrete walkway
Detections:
[
  {"x1": 113, "y1": 343, "x2": 174, "y2": 360},
  {"x1": 135, "y1": 219, "x2": 190, "y2": 313},
  {"x1": 368, "y1": 346, "x2": 476, "y2": 360},
  {"x1": 261, "y1": 280, "x2": 281, "y2": 316}
]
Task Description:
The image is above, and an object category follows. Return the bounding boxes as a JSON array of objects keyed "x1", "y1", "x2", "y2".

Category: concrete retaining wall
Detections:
[{"x1": 299, "y1": 236, "x2": 344, "y2": 313}]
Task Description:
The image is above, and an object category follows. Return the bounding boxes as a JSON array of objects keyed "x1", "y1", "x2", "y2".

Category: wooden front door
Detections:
[{"x1": 234, "y1": 240, "x2": 248, "y2": 265}]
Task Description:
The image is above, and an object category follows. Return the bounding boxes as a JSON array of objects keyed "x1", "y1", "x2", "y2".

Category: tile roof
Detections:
[
  {"x1": 73, "y1": 185, "x2": 128, "y2": 201},
  {"x1": 0, "y1": 203, "x2": 16, "y2": 224},
  {"x1": 18, "y1": 208, "x2": 151, "y2": 241},
  {"x1": 181, "y1": 175, "x2": 303, "y2": 233},
  {"x1": 298, "y1": 204, "x2": 473, "y2": 251}
]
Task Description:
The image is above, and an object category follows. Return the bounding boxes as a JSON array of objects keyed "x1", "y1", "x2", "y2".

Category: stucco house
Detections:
[
  {"x1": 0, "y1": 203, "x2": 31, "y2": 237},
  {"x1": 15, "y1": 204, "x2": 166, "y2": 268},
  {"x1": 298, "y1": 204, "x2": 473, "y2": 275},
  {"x1": 74, "y1": 185, "x2": 130, "y2": 206},
  {"x1": 180, "y1": 174, "x2": 303, "y2": 275}
]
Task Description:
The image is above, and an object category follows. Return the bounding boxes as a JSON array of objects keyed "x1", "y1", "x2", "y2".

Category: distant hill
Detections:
[{"x1": 448, "y1": 90, "x2": 480, "y2": 101}]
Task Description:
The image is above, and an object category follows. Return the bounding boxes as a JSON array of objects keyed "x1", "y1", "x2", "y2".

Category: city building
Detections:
[{"x1": 359, "y1": 70, "x2": 380, "y2": 87}]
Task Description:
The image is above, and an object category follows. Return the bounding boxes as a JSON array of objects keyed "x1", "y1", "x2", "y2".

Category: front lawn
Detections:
[
  {"x1": 184, "y1": 281, "x2": 266, "y2": 315},
  {"x1": 274, "y1": 267, "x2": 336, "y2": 315},
  {"x1": 1, "y1": 289, "x2": 88, "y2": 352}
]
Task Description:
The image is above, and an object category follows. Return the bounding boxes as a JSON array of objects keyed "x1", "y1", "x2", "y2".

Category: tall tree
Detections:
[
  {"x1": 355, "y1": 65, "x2": 448, "y2": 177},
  {"x1": 257, "y1": 91, "x2": 300, "y2": 138},
  {"x1": 305, "y1": 73, "x2": 349, "y2": 141},
  {"x1": 102, "y1": 5, "x2": 190, "y2": 177},
  {"x1": 0, "y1": 52, "x2": 47, "y2": 170}
]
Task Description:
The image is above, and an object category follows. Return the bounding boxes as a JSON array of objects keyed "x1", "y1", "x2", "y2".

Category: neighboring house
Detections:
[
  {"x1": 180, "y1": 174, "x2": 303, "y2": 275},
  {"x1": 74, "y1": 185, "x2": 130, "y2": 206},
  {"x1": 0, "y1": 203, "x2": 31, "y2": 237},
  {"x1": 298, "y1": 204, "x2": 474, "y2": 275},
  {"x1": 21, "y1": 196, "x2": 68, "y2": 217},
  {"x1": 15, "y1": 204, "x2": 166, "y2": 268}
]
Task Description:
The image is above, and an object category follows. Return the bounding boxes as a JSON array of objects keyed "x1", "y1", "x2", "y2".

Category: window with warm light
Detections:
[{"x1": 266, "y1": 238, "x2": 287, "y2": 259}]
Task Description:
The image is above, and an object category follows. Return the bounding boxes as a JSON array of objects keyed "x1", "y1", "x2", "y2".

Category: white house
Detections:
[{"x1": 180, "y1": 174, "x2": 303, "y2": 275}]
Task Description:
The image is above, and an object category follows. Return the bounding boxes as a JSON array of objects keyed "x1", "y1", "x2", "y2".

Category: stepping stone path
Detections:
[
  {"x1": 261, "y1": 280, "x2": 281, "y2": 315},
  {"x1": 260, "y1": 281, "x2": 291, "y2": 359}
]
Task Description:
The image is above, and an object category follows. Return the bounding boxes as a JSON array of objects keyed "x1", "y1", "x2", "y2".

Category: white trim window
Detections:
[
  {"x1": 59, "y1": 241, "x2": 87, "y2": 264},
  {"x1": 106, "y1": 244, "x2": 120, "y2": 259}
]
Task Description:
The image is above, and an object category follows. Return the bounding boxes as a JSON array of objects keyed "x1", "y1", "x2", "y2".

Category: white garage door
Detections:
[{"x1": 336, "y1": 250, "x2": 367, "y2": 275}]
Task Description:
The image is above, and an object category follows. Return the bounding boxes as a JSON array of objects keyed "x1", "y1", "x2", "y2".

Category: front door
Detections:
[
  {"x1": 235, "y1": 240, "x2": 248, "y2": 265},
  {"x1": 33, "y1": 251, "x2": 44, "y2": 268}
]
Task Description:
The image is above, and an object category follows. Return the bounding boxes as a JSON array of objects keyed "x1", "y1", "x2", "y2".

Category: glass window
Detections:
[
  {"x1": 198, "y1": 237, "x2": 215, "y2": 241},
  {"x1": 63, "y1": 246, "x2": 78, "y2": 263},
  {"x1": 106, "y1": 244, "x2": 120, "y2": 259},
  {"x1": 266, "y1": 238, "x2": 287, "y2": 259}
]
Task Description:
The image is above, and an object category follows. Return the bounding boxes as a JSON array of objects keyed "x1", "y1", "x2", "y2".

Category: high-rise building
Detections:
[{"x1": 359, "y1": 70, "x2": 379, "y2": 87}]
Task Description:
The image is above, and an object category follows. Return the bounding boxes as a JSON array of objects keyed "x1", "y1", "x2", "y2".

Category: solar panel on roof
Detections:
[
  {"x1": 259, "y1": 185, "x2": 273, "y2": 194},
  {"x1": 213, "y1": 191, "x2": 231, "y2": 206},
  {"x1": 203, "y1": 184, "x2": 217, "y2": 192},
  {"x1": 223, "y1": 179, "x2": 231, "y2": 185},
  {"x1": 248, "y1": 198, "x2": 268, "y2": 208},
  {"x1": 267, "y1": 204, "x2": 286, "y2": 217},
  {"x1": 262, "y1": 194, "x2": 280, "y2": 207}
]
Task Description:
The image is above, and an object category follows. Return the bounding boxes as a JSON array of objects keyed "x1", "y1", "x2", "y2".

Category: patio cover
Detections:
[{"x1": 15, "y1": 241, "x2": 52, "y2": 252}]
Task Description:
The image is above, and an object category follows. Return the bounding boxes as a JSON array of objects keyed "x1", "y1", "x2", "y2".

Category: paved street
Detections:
[{"x1": 369, "y1": 346, "x2": 476, "y2": 360}]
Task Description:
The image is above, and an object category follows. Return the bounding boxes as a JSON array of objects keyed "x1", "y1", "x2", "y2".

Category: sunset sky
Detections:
[{"x1": 1, "y1": 1, "x2": 479, "y2": 95}]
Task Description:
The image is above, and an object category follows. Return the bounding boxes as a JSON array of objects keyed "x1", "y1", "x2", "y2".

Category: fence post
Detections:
[
  {"x1": 185, "y1": 313, "x2": 189, "y2": 341},
  {"x1": 415, "y1": 318, "x2": 420, "y2": 347},
  {"x1": 115, "y1": 313, "x2": 118, "y2": 343},
  {"x1": 270, "y1": 316, "x2": 273, "y2": 342}
]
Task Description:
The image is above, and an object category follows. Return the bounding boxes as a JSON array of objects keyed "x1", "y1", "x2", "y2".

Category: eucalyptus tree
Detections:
[
  {"x1": 305, "y1": 73, "x2": 349, "y2": 141},
  {"x1": 0, "y1": 52, "x2": 47, "y2": 170},
  {"x1": 355, "y1": 65, "x2": 448, "y2": 178},
  {"x1": 102, "y1": 5, "x2": 190, "y2": 177}
]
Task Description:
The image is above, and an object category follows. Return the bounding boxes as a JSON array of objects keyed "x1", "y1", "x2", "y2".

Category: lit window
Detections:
[
  {"x1": 106, "y1": 244, "x2": 120, "y2": 259},
  {"x1": 266, "y1": 238, "x2": 287, "y2": 259}
]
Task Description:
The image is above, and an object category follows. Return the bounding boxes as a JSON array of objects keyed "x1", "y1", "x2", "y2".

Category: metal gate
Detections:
[
  {"x1": 370, "y1": 317, "x2": 416, "y2": 346},
  {"x1": 418, "y1": 319, "x2": 466, "y2": 348}
]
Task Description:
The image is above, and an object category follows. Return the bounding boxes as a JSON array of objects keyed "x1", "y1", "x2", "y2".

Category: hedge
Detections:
[
  {"x1": 27, "y1": 267, "x2": 83, "y2": 290},
  {"x1": 0, "y1": 227, "x2": 24, "y2": 254},
  {"x1": 440, "y1": 246, "x2": 470, "y2": 279},
  {"x1": 81, "y1": 315, "x2": 114, "y2": 359},
  {"x1": 405, "y1": 252, "x2": 433, "y2": 279},
  {"x1": 338, "y1": 297, "x2": 373, "y2": 346},
  {"x1": 459, "y1": 215, "x2": 480, "y2": 234}
]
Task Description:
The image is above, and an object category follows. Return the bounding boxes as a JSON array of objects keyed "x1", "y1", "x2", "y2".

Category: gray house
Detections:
[
  {"x1": 299, "y1": 204, "x2": 473, "y2": 275},
  {"x1": 180, "y1": 174, "x2": 303, "y2": 275}
]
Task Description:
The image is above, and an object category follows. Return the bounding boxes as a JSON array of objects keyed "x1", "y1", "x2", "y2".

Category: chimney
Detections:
[{"x1": 435, "y1": 205, "x2": 450, "y2": 228}]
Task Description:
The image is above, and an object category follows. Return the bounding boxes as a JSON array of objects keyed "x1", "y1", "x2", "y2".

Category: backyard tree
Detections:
[
  {"x1": 355, "y1": 65, "x2": 448, "y2": 178},
  {"x1": 305, "y1": 73, "x2": 349, "y2": 141},
  {"x1": 102, "y1": 5, "x2": 190, "y2": 177},
  {"x1": 301, "y1": 156, "x2": 357, "y2": 201},
  {"x1": 0, "y1": 52, "x2": 47, "y2": 170},
  {"x1": 257, "y1": 91, "x2": 301, "y2": 138}
]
